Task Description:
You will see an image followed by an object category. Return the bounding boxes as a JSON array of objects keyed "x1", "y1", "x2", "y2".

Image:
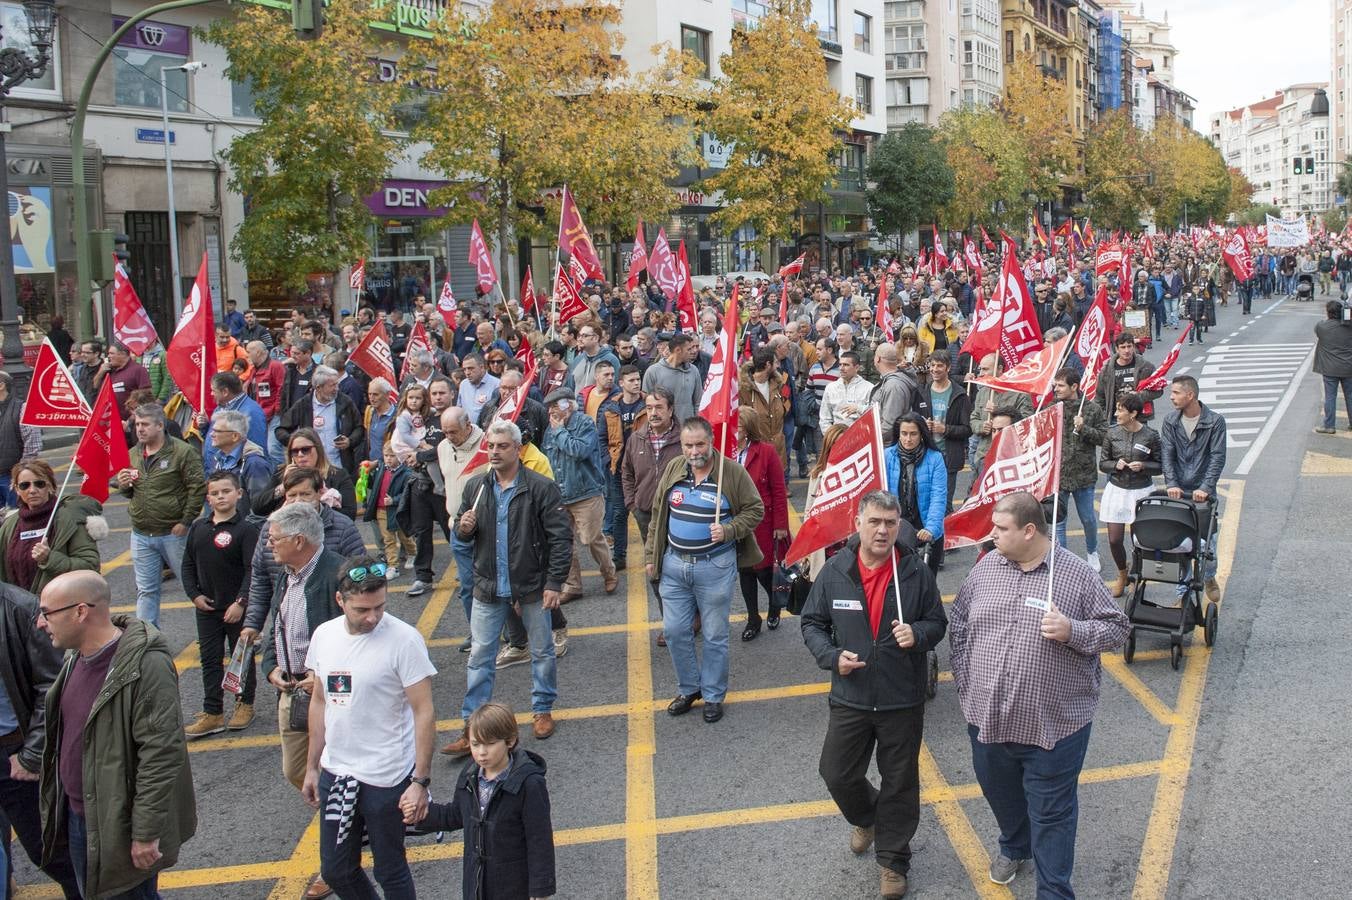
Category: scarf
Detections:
[
  {"x1": 323, "y1": 774, "x2": 361, "y2": 846},
  {"x1": 895, "y1": 444, "x2": 926, "y2": 528},
  {"x1": 6, "y1": 497, "x2": 55, "y2": 592}
]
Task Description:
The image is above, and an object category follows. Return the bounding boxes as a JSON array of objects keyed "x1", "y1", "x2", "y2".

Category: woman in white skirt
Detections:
[{"x1": 1098, "y1": 392, "x2": 1163, "y2": 597}]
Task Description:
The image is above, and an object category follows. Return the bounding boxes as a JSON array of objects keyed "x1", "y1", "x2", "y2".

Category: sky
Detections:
[{"x1": 1160, "y1": 0, "x2": 1330, "y2": 128}]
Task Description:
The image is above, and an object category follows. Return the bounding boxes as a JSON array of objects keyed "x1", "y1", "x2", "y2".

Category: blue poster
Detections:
[{"x1": 9, "y1": 186, "x2": 55, "y2": 274}]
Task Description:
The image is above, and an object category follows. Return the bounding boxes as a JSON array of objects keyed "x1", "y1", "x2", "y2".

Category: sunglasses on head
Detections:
[
  {"x1": 346, "y1": 562, "x2": 387, "y2": 583},
  {"x1": 17, "y1": 479, "x2": 47, "y2": 490}
]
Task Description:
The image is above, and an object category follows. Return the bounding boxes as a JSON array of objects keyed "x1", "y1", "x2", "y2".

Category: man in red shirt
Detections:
[
  {"x1": 246, "y1": 340, "x2": 286, "y2": 465},
  {"x1": 92, "y1": 342, "x2": 150, "y2": 421},
  {"x1": 800, "y1": 491, "x2": 947, "y2": 899}
]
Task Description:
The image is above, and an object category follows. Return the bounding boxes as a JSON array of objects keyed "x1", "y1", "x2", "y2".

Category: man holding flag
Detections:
[
  {"x1": 1050, "y1": 368, "x2": 1109, "y2": 571},
  {"x1": 800, "y1": 490, "x2": 946, "y2": 900}
]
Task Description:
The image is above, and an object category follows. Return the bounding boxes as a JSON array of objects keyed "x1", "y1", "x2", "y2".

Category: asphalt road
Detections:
[{"x1": 10, "y1": 288, "x2": 1347, "y2": 899}]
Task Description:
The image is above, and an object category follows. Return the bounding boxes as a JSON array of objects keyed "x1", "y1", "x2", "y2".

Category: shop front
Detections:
[{"x1": 358, "y1": 179, "x2": 476, "y2": 313}]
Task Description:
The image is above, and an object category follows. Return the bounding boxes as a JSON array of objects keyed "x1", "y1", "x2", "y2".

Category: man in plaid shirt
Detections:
[{"x1": 949, "y1": 492, "x2": 1129, "y2": 898}]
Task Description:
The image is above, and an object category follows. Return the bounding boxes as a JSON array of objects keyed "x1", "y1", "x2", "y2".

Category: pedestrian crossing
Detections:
[{"x1": 1190, "y1": 342, "x2": 1315, "y2": 450}]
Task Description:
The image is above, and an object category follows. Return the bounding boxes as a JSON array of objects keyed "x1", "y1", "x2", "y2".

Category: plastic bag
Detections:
[{"x1": 222, "y1": 636, "x2": 251, "y2": 695}]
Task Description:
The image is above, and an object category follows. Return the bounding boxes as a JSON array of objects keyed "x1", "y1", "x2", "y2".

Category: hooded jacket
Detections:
[
  {"x1": 0, "y1": 583, "x2": 63, "y2": 774},
  {"x1": 0, "y1": 495, "x2": 105, "y2": 598}
]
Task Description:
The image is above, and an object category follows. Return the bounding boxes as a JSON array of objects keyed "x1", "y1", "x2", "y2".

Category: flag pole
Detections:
[
  {"x1": 869, "y1": 406, "x2": 905, "y2": 625},
  {"x1": 43, "y1": 464, "x2": 78, "y2": 535},
  {"x1": 1046, "y1": 401, "x2": 1064, "y2": 610}
]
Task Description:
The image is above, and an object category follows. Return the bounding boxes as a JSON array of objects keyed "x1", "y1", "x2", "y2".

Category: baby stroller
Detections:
[
  {"x1": 1295, "y1": 272, "x2": 1315, "y2": 301},
  {"x1": 1122, "y1": 495, "x2": 1219, "y2": 670}
]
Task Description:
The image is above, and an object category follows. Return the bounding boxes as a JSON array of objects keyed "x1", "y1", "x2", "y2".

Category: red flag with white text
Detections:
[
  {"x1": 349, "y1": 259, "x2": 365, "y2": 291},
  {"x1": 460, "y1": 376, "x2": 535, "y2": 473},
  {"x1": 626, "y1": 220, "x2": 648, "y2": 291},
  {"x1": 73, "y1": 377, "x2": 130, "y2": 504},
  {"x1": 521, "y1": 265, "x2": 540, "y2": 313},
  {"x1": 980, "y1": 225, "x2": 996, "y2": 251},
  {"x1": 648, "y1": 228, "x2": 680, "y2": 303},
  {"x1": 932, "y1": 226, "x2": 949, "y2": 272},
  {"x1": 21, "y1": 340, "x2": 91, "y2": 427},
  {"x1": 400, "y1": 321, "x2": 433, "y2": 382},
  {"x1": 1136, "y1": 325, "x2": 1193, "y2": 393},
  {"x1": 782, "y1": 407, "x2": 885, "y2": 565},
  {"x1": 1095, "y1": 243, "x2": 1123, "y2": 278},
  {"x1": 1221, "y1": 230, "x2": 1255, "y2": 282},
  {"x1": 964, "y1": 237, "x2": 982, "y2": 275},
  {"x1": 943, "y1": 403, "x2": 1063, "y2": 550},
  {"x1": 436, "y1": 277, "x2": 458, "y2": 328},
  {"x1": 349, "y1": 319, "x2": 397, "y2": 386},
  {"x1": 1072, "y1": 287, "x2": 1114, "y2": 400},
  {"x1": 779, "y1": 253, "x2": 806, "y2": 279},
  {"x1": 876, "y1": 275, "x2": 894, "y2": 341},
  {"x1": 166, "y1": 254, "x2": 216, "y2": 416},
  {"x1": 968, "y1": 333, "x2": 1071, "y2": 398},
  {"x1": 469, "y1": 220, "x2": 498, "y2": 294},
  {"x1": 553, "y1": 265, "x2": 590, "y2": 325},
  {"x1": 557, "y1": 186, "x2": 605, "y2": 282},
  {"x1": 113, "y1": 262, "x2": 158, "y2": 356},
  {"x1": 676, "y1": 240, "x2": 697, "y2": 332},
  {"x1": 697, "y1": 285, "x2": 740, "y2": 456}
]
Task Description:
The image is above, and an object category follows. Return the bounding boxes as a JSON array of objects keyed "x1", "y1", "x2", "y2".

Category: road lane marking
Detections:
[
  {"x1": 1102, "y1": 655, "x2": 1179, "y2": 726},
  {"x1": 918, "y1": 743, "x2": 1012, "y2": 898},
  {"x1": 1235, "y1": 347, "x2": 1315, "y2": 474},
  {"x1": 624, "y1": 540, "x2": 659, "y2": 898}
]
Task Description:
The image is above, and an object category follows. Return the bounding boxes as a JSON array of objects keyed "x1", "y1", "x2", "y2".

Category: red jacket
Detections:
[
  {"x1": 739, "y1": 440, "x2": 789, "y2": 571},
  {"x1": 249, "y1": 358, "x2": 286, "y2": 419}
]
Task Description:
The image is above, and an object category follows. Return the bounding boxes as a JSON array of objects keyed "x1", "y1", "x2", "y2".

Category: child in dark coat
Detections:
[
  {"x1": 363, "y1": 443, "x2": 415, "y2": 571},
  {"x1": 407, "y1": 703, "x2": 556, "y2": 899}
]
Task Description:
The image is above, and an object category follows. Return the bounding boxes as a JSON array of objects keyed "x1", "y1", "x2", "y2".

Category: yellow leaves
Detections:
[{"x1": 1001, "y1": 54, "x2": 1074, "y2": 197}]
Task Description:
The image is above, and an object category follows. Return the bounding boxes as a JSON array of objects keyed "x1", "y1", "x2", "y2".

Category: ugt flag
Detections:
[
  {"x1": 697, "y1": 285, "x2": 741, "y2": 457},
  {"x1": 22, "y1": 340, "x2": 91, "y2": 427},
  {"x1": 112, "y1": 262, "x2": 158, "y2": 356},
  {"x1": 782, "y1": 407, "x2": 885, "y2": 566},
  {"x1": 349, "y1": 319, "x2": 397, "y2": 386}
]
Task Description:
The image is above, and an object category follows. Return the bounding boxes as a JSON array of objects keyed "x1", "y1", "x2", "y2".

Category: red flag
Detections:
[
  {"x1": 876, "y1": 275, "x2": 894, "y2": 341},
  {"x1": 1072, "y1": 287, "x2": 1113, "y2": 401},
  {"x1": 961, "y1": 281, "x2": 1004, "y2": 365},
  {"x1": 349, "y1": 259, "x2": 365, "y2": 291},
  {"x1": 964, "y1": 237, "x2": 982, "y2": 275},
  {"x1": 943, "y1": 403, "x2": 1063, "y2": 550},
  {"x1": 698, "y1": 285, "x2": 741, "y2": 457},
  {"x1": 73, "y1": 377, "x2": 130, "y2": 504},
  {"x1": 1117, "y1": 252, "x2": 1134, "y2": 313},
  {"x1": 112, "y1": 262, "x2": 158, "y2": 356},
  {"x1": 980, "y1": 225, "x2": 996, "y2": 251},
  {"x1": 21, "y1": 340, "x2": 91, "y2": 427},
  {"x1": 969, "y1": 333, "x2": 1072, "y2": 398},
  {"x1": 469, "y1": 219, "x2": 498, "y2": 294},
  {"x1": 971, "y1": 234, "x2": 1044, "y2": 367},
  {"x1": 782, "y1": 407, "x2": 886, "y2": 565},
  {"x1": 1095, "y1": 242, "x2": 1123, "y2": 278},
  {"x1": 461, "y1": 376, "x2": 534, "y2": 472},
  {"x1": 778, "y1": 279, "x2": 790, "y2": 326},
  {"x1": 648, "y1": 228, "x2": 680, "y2": 303},
  {"x1": 1034, "y1": 220, "x2": 1051, "y2": 250},
  {"x1": 779, "y1": 253, "x2": 806, "y2": 278},
  {"x1": 515, "y1": 340, "x2": 535, "y2": 369},
  {"x1": 436, "y1": 276, "x2": 458, "y2": 328},
  {"x1": 625, "y1": 220, "x2": 648, "y2": 291},
  {"x1": 553, "y1": 265, "x2": 589, "y2": 325},
  {"x1": 349, "y1": 319, "x2": 397, "y2": 386},
  {"x1": 1084, "y1": 220, "x2": 1096, "y2": 246},
  {"x1": 1137, "y1": 325, "x2": 1193, "y2": 393},
  {"x1": 399, "y1": 321, "x2": 433, "y2": 382},
  {"x1": 675, "y1": 240, "x2": 697, "y2": 332},
  {"x1": 521, "y1": 265, "x2": 540, "y2": 313},
  {"x1": 557, "y1": 186, "x2": 605, "y2": 282},
  {"x1": 166, "y1": 254, "x2": 216, "y2": 416},
  {"x1": 1221, "y1": 230, "x2": 1255, "y2": 282},
  {"x1": 932, "y1": 226, "x2": 949, "y2": 272},
  {"x1": 1142, "y1": 234, "x2": 1156, "y2": 260}
]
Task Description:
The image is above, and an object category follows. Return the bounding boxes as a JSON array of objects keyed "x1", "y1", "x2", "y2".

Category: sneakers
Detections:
[
  {"x1": 403, "y1": 558, "x2": 416, "y2": 572},
  {"x1": 989, "y1": 855, "x2": 1026, "y2": 885},
  {"x1": 183, "y1": 712, "x2": 226, "y2": 740},
  {"x1": 1315, "y1": 426, "x2": 1336, "y2": 434},
  {"x1": 850, "y1": 824, "x2": 875, "y2": 854},
  {"x1": 495, "y1": 645, "x2": 530, "y2": 668},
  {"x1": 1205, "y1": 577, "x2": 1221, "y2": 603},
  {"x1": 553, "y1": 628, "x2": 569, "y2": 658},
  {"x1": 880, "y1": 865, "x2": 908, "y2": 899},
  {"x1": 1086, "y1": 550, "x2": 1101, "y2": 573},
  {"x1": 227, "y1": 702, "x2": 254, "y2": 731},
  {"x1": 407, "y1": 580, "x2": 430, "y2": 597}
]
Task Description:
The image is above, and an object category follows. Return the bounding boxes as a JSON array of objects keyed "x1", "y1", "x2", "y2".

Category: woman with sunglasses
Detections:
[
  {"x1": 251, "y1": 428, "x2": 357, "y2": 521},
  {"x1": 0, "y1": 459, "x2": 106, "y2": 595}
]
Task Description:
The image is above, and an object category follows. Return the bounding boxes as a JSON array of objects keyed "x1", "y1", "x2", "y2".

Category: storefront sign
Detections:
[
  {"x1": 135, "y1": 128, "x2": 176, "y2": 144},
  {"x1": 674, "y1": 187, "x2": 723, "y2": 208},
  {"x1": 113, "y1": 17, "x2": 192, "y2": 56},
  {"x1": 365, "y1": 180, "x2": 450, "y2": 217}
]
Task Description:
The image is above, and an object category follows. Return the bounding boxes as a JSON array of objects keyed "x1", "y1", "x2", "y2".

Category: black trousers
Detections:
[
  {"x1": 740, "y1": 567, "x2": 775, "y2": 620},
  {"x1": 1, "y1": 750, "x2": 81, "y2": 899},
  {"x1": 819, "y1": 703, "x2": 925, "y2": 875},
  {"x1": 195, "y1": 607, "x2": 257, "y2": 714},
  {"x1": 410, "y1": 479, "x2": 450, "y2": 583},
  {"x1": 506, "y1": 604, "x2": 568, "y2": 647}
]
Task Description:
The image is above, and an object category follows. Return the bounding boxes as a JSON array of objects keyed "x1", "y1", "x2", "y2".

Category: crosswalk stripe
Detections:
[{"x1": 1190, "y1": 342, "x2": 1315, "y2": 454}]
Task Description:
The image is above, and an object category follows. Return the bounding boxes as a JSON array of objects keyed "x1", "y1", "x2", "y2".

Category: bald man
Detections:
[{"x1": 36, "y1": 572, "x2": 196, "y2": 900}]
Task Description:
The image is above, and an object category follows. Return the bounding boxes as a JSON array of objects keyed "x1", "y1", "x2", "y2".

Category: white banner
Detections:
[{"x1": 1265, "y1": 214, "x2": 1310, "y2": 248}]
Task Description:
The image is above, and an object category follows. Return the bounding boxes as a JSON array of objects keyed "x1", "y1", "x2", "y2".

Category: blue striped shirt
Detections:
[{"x1": 665, "y1": 469, "x2": 732, "y2": 554}]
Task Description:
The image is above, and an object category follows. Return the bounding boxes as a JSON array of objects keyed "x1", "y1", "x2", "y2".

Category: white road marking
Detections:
[{"x1": 1235, "y1": 345, "x2": 1317, "y2": 475}]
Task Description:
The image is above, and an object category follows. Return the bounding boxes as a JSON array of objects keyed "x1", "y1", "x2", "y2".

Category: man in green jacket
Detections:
[
  {"x1": 37, "y1": 571, "x2": 196, "y2": 900},
  {"x1": 114, "y1": 403, "x2": 206, "y2": 628}
]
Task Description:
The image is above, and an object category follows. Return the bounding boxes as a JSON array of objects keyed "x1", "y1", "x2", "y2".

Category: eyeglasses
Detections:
[
  {"x1": 36, "y1": 601, "x2": 86, "y2": 622},
  {"x1": 346, "y1": 562, "x2": 387, "y2": 583},
  {"x1": 17, "y1": 480, "x2": 48, "y2": 490},
  {"x1": 290, "y1": 445, "x2": 316, "y2": 456}
]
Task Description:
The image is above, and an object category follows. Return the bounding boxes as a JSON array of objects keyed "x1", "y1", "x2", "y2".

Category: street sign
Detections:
[{"x1": 135, "y1": 128, "x2": 176, "y2": 144}]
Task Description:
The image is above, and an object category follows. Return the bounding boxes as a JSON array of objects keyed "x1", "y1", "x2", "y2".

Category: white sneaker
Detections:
[
  {"x1": 403, "y1": 558, "x2": 416, "y2": 572},
  {"x1": 495, "y1": 645, "x2": 530, "y2": 668},
  {"x1": 553, "y1": 627, "x2": 569, "y2": 658},
  {"x1": 1086, "y1": 551, "x2": 1101, "y2": 573}
]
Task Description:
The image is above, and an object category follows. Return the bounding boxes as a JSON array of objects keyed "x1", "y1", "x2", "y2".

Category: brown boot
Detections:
[
  {"x1": 880, "y1": 865, "x2": 908, "y2": 898},
  {"x1": 1110, "y1": 569, "x2": 1129, "y2": 599},
  {"x1": 440, "y1": 731, "x2": 471, "y2": 757}
]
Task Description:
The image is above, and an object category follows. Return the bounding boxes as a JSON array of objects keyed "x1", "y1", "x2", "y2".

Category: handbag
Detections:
[
  {"x1": 278, "y1": 618, "x2": 310, "y2": 733},
  {"x1": 774, "y1": 540, "x2": 813, "y2": 616}
]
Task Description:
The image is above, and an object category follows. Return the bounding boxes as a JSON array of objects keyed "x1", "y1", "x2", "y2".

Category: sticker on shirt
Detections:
[
  {"x1": 669, "y1": 490, "x2": 684, "y2": 506},
  {"x1": 833, "y1": 599, "x2": 864, "y2": 611},
  {"x1": 256, "y1": 383, "x2": 271, "y2": 398},
  {"x1": 112, "y1": 382, "x2": 126, "y2": 392},
  {"x1": 213, "y1": 531, "x2": 233, "y2": 549},
  {"x1": 412, "y1": 415, "x2": 423, "y2": 429},
  {"x1": 1024, "y1": 596, "x2": 1050, "y2": 612},
  {"x1": 159, "y1": 460, "x2": 169, "y2": 470},
  {"x1": 1133, "y1": 443, "x2": 1151, "y2": 454},
  {"x1": 313, "y1": 416, "x2": 326, "y2": 428},
  {"x1": 19, "y1": 528, "x2": 46, "y2": 541},
  {"x1": 326, "y1": 671, "x2": 353, "y2": 706}
]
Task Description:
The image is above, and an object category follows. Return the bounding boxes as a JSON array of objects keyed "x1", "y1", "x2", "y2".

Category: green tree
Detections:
[
  {"x1": 409, "y1": 0, "x2": 701, "y2": 293},
  {"x1": 1083, "y1": 109, "x2": 1151, "y2": 231},
  {"x1": 1321, "y1": 208, "x2": 1348, "y2": 235},
  {"x1": 202, "y1": 0, "x2": 404, "y2": 288},
  {"x1": 1145, "y1": 121, "x2": 1232, "y2": 227},
  {"x1": 865, "y1": 123, "x2": 954, "y2": 250},
  {"x1": 1235, "y1": 203, "x2": 1281, "y2": 226},
  {"x1": 937, "y1": 105, "x2": 1030, "y2": 231},
  {"x1": 701, "y1": 0, "x2": 855, "y2": 256},
  {"x1": 1335, "y1": 155, "x2": 1352, "y2": 202}
]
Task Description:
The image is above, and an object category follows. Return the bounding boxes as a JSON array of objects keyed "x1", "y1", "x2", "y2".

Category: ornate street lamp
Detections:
[{"x1": 0, "y1": 0, "x2": 56, "y2": 395}]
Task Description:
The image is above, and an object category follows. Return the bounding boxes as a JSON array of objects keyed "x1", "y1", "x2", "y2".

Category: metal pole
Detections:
[{"x1": 161, "y1": 66, "x2": 183, "y2": 319}]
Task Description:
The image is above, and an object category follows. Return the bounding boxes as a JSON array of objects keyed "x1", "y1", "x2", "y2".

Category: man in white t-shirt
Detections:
[{"x1": 300, "y1": 555, "x2": 437, "y2": 899}]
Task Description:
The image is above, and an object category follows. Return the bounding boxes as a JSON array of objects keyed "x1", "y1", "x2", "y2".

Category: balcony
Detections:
[
  {"x1": 820, "y1": 36, "x2": 843, "y2": 57},
  {"x1": 886, "y1": 51, "x2": 926, "y2": 73}
]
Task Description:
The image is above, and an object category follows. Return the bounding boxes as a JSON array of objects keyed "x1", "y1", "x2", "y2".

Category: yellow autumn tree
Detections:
[
  {"x1": 409, "y1": 0, "x2": 702, "y2": 290},
  {"x1": 937, "y1": 105, "x2": 1031, "y2": 231},
  {"x1": 1000, "y1": 54, "x2": 1075, "y2": 201},
  {"x1": 701, "y1": 0, "x2": 855, "y2": 255},
  {"x1": 1083, "y1": 109, "x2": 1152, "y2": 231},
  {"x1": 1146, "y1": 119, "x2": 1233, "y2": 227}
]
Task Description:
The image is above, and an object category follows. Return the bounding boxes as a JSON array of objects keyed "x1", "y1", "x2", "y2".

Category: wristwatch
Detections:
[{"x1": 411, "y1": 776, "x2": 431, "y2": 788}]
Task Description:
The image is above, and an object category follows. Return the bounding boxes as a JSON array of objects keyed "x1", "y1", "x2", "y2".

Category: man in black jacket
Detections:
[
  {"x1": 801, "y1": 491, "x2": 947, "y2": 900},
  {"x1": 275, "y1": 365, "x2": 365, "y2": 473},
  {"x1": 0, "y1": 583, "x2": 81, "y2": 898},
  {"x1": 443, "y1": 419, "x2": 573, "y2": 756}
]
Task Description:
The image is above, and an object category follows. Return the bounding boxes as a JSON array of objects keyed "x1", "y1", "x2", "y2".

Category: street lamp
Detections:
[
  {"x1": 160, "y1": 59, "x2": 204, "y2": 319},
  {"x1": 0, "y1": 0, "x2": 56, "y2": 395}
]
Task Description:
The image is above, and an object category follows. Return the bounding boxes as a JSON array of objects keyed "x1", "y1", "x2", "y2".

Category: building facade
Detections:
[
  {"x1": 1333, "y1": 0, "x2": 1352, "y2": 189},
  {"x1": 959, "y1": 0, "x2": 1003, "y2": 108},
  {"x1": 1212, "y1": 84, "x2": 1333, "y2": 217},
  {"x1": 1098, "y1": 0, "x2": 1177, "y2": 86},
  {"x1": 882, "y1": 0, "x2": 961, "y2": 127}
]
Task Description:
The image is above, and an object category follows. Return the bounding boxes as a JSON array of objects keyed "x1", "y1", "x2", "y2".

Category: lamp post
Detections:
[
  {"x1": 160, "y1": 60, "x2": 203, "y2": 319},
  {"x1": 0, "y1": 0, "x2": 56, "y2": 396}
]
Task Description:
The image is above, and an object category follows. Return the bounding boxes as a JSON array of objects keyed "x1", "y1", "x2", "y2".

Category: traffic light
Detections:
[
  {"x1": 1293, "y1": 157, "x2": 1303, "y2": 175},
  {"x1": 292, "y1": 0, "x2": 323, "y2": 39},
  {"x1": 1306, "y1": 157, "x2": 1316, "y2": 175},
  {"x1": 89, "y1": 230, "x2": 114, "y2": 283}
]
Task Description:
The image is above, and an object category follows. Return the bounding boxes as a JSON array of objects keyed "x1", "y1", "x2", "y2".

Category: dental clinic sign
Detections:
[{"x1": 365, "y1": 180, "x2": 450, "y2": 217}]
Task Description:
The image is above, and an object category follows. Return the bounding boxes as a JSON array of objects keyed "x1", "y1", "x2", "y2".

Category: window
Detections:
[
  {"x1": 856, "y1": 74, "x2": 873, "y2": 113},
  {"x1": 231, "y1": 77, "x2": 257, "y2": 118},
  {"x1": 732, "y1": 0, "x2": 768, "y2": 26},
  {"x1": 854, "y1": 12, "x2": 871, "y2": 52},
  {"x1": 1163, "y1": 54, "x2": 1170, "y2": 69},
  {"x1": 812, "y1": 0, "x2": 838, "y2": 43},
  {"x1": 885, "y1": 0, "x2": 924, "y2": 19},
  {"x1": 949, "y1": 36, "x2": 957, "y2": 63},
  {"x1": 1005, "y1": 29, "x2": 1013, "y2": 60},
  {"x1": 1, "y1": 2, "x2": 57, "y2": 96},
  {"x1": 681, "y1": 25, "x2": 711, "y2": 77},
  {"x1": 112, "y1": 18, "x2": 191, "y2": 112}
]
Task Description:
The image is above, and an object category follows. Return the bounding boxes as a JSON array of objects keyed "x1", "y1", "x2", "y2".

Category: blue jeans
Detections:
[
  {"x1": 452, "y1": 534, "x2": 476, "y2": 624},
  {"x1": 1165, "y1": 297, "x2": 1179, "y2": 327},
  {"x1": 969, "y1": 723, "x2": 1092, "y2": 900},
  {"x1": 0, "y1": 475, "x2": 15, "y2": 508},
  {"x1": 462, "y1": 596, "x2": 556, "y2": 719},
  {"x1": 130, "y1": 530, "x2": 186, "y2": 628},
  {"x1": 1055, "y1": 487, "x2": 1098, "y2": 554},
  {"x1": 660, "y1": 547, "x2": 737, "y2": 703},
  {"x1": 1323, "y1": 375, "x2": 1352, "y2": 429},
  {"x1": 265, "y1": 414, "x2": 285, "y2": 467},
  {"x1": 317, "y1": 770, "x2": 415, "y2": 900},
  {"x1": 603, "y1": 470, "x2": 628, "y2": 562},
  {"x1": 67, "y1": 804, "x2": 160, "y2": 899}
]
